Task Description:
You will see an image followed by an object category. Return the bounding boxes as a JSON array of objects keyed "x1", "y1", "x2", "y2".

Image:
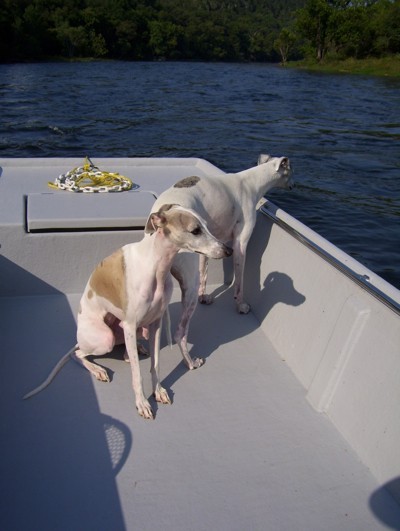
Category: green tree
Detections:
[
  {"x1": 372, "y1": 0, "x2": 400, "y2": 55},
  {"x1": 329, "y1": 5, "x2": 369, "y2": 57},
  {"x1": 296, "y1": 0, "x2": 332, "y2": 61},
  {"x1": 114, "y1": 20, "x2": 138, "y2": 58},
  {"x1": 149, "y1": 19, "x2": 181, "y2": 58},
  {"x1": 13, "y1": 0, "x2": 400, "y2": 64},
  {"x1": 274, "y1": 28, "x2": 296, "y2": 63}
]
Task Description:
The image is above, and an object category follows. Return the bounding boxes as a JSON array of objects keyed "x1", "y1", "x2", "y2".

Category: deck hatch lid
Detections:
[{"x1": 26, "y1": 191, "x2": 155, "y2": 232}]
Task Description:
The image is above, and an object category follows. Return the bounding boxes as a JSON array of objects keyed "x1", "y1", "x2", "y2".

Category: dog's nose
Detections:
[{"x1": 225, "y1": 245, "x2": 233, "y2": 257}]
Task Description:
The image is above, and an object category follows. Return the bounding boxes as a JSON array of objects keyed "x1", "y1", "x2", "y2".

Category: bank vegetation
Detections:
[{"x1": 1, "y1": 0, "x2": 399, "y2": 76}]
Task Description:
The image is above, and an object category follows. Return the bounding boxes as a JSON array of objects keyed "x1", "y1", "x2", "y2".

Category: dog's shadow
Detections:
[
  {"x1": 162, "y1": 212, "x2": 306, "y2": 391},
  {"x1": 1, "y1": 283, "x2": 130, "y2": 529}
]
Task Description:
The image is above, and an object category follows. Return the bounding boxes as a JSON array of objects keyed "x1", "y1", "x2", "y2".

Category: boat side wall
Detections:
[
  {"x1": 0, "y1": 225, "x2": 143, "y2": 296},
  {"x1": 246, "y1": 211, "x2": 400, "y2": 500}
]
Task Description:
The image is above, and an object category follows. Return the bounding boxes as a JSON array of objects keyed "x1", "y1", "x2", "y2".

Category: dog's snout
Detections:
[
  {"x1": 286, "y1": 175, "x2": 294, "y2": 190},
  {"x1": 225, "y1": 245, "x2": 233, "y2": 257},
  {"x1": 207, "y1": 243, "x2": 233, "y2": 259}
]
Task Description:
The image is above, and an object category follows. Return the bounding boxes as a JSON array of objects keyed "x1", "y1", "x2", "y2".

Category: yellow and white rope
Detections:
[{"x1": 48, "y1": 156, "x2": 134, "y2": 192}]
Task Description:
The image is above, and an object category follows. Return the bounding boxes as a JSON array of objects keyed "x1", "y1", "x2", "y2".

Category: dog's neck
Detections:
[
  {"x1": 145, "y1": 228, "x2": 180, "y2": 282},
  {"x1": 239, "y1": 161, "x2": 282, "y2": 202}
]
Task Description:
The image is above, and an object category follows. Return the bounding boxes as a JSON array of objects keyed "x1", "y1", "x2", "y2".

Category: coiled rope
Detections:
[{"x1": 48, "y1": 156, "x2": 134, "y2": 193}]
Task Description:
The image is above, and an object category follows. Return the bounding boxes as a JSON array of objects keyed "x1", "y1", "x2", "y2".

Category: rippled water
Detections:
[{"x1": 1, "y1": 61, "x2": 399, "y2": 288}]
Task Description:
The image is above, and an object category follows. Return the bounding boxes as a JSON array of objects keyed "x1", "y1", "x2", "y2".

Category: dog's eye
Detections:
[{"x1": 190, "y1": 226, "x2": 202, "y2": 236}]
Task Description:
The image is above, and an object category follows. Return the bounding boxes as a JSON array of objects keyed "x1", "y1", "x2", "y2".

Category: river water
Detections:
[{"x1": 1, "y1": 61, "x2": 399, "y2": 288}]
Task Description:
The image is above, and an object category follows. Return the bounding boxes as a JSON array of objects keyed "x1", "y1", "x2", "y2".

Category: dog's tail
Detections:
[{"x1": 23, "y1": 344, "x2": 78, "y2": 400}]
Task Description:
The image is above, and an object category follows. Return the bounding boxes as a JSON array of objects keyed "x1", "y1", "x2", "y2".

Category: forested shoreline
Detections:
[{"x1": 1, "y1": 0, "x2": 399, "y2": 65}]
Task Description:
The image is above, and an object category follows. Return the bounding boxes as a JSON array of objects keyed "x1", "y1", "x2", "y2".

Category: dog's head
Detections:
[
  {"x1": 258, "y1": 153, "x2": 294, "y2": 190},
  {"x1": 146, "y1": 204, "x2": 232, "y2": 259}
]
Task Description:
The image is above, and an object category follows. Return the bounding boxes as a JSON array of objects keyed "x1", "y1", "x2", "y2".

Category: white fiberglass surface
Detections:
[{"x1": 1, "y1": 288, "x2": 399, "y2": 531}]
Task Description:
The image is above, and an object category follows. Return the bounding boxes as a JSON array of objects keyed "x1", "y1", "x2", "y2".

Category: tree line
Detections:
[
  {"x1": 0, "y1": 0, "x2": 399, "y2": 63},
  {"x1": 288, "y1": 0, "x2": 400, "y2": 63}
]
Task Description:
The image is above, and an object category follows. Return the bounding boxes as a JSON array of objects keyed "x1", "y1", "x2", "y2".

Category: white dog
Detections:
[
  {"x1": 146, "y1": 154, "x2": 293, "y2": 370},
  {"x1": 24, "y1": 204, "x2": 232, "y2": 419}
]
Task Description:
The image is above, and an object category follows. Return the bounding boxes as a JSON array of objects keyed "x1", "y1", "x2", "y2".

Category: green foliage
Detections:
[
  {"x1": 0, "y1": 0, "x2": 304, "y2": 61},
  {"x1": 371, "y1": 0, "x2": 400, "y2": 55},
  {"x1": 295, "y1": 0, "x2": 333, "y2": 61},
  {"x1": 274, "y1": 28, "x2": 297, "y2": 63},
  {"x1": 287, "y1": 55, "x2": 400, "y2": 77},
  {"x1": 0, "y1": 0, "x2": 398, "y2": 63},
  {"x1": 292, "y1": 0, "x2": 400, "y2": 62}
]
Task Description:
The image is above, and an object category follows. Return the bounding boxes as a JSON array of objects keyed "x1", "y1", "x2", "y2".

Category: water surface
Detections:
[{"x1": 1, "y1": 61, "x2": 399, "y2": 287}]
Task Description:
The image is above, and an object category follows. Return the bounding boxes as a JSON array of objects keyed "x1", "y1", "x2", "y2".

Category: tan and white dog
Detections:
[
  {"x1": 146, "y1": 154, "x2": 293, "y2": 370},
  {"x1": 24, "y1": 204, "x2": 232, "y2": 419}
]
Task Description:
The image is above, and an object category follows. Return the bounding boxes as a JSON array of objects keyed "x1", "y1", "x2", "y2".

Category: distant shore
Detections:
[
  {"x1": 286, "y1": 56, "x2": 400, "y2": 77},
  {"x1": 2, "y1": 56, "x2": 399, "y2": 78}
]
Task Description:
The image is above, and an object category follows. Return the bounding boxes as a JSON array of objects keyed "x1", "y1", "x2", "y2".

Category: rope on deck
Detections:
[{"x1": 48, "y1": 156, "x2": 135, "y2": 192}]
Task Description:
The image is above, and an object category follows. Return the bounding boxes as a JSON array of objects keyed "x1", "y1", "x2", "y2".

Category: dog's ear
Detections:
[
  {"x1": 144, "y1": 213, "x2": 156, "y2": 233},
  {"x1": 144, "y1": 204, "x2": 178, "y2": 233},
  {"x1": 258, "y1": 154, "x2": 271, "y2": 165},
  {"x1": 149, "y1": 211, "x2": 167, "y2": 232},
  {"x1": 278, "y1": 157, "x2": 290, "y2": 171}
]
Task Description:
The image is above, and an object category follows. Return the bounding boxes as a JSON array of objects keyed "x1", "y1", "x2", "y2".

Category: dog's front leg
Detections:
[
  {"x1": 148, "y1": 318, "x2": 171, "y2": 405},
  {"x1": 123, "y1": 322, "x2": 154, "y2": 419}
]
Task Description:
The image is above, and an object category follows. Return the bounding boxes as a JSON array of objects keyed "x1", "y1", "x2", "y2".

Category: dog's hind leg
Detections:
[
  {"x1": 72, "y1": 349, "x2": 111, "y2": 382},
  {"x1": 232, "y1": 228, "x2": 253, "y2": 314},
  {"x1": 171, "y1": 254, "x2": 205, "y2": 369},
  {"x1": 198, "y1": 254, "x2": 213, "y2": 305},
  {"x1": 74, "y1": 318, "x2": 116, "y2": 382}
]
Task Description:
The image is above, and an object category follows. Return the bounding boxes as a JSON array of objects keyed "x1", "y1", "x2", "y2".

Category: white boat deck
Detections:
[
  {"x1": 1, "y1": 157, "x2": 399, "y2": 530},
  {"x1": 1, "y1": 288, "x2": 399, "y2": 531}
]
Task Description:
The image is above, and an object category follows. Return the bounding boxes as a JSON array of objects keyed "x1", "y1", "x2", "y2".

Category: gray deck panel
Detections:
[
  {"x1": 26, "y1": 190, "x2": 156, "y2": 231},
  {"x1": 1, "y1": 289, "x2": 399, "y2": 531}
]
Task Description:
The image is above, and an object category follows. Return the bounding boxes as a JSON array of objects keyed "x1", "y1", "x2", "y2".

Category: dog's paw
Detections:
[
  {"x1": 94, "y1": 366, "x2": 110, "y2": 382},
  {"x1": 188, "y1": 357, "x2": 205, "y2": 370},
  {"x1": 237, "y1": 301, "x2": 251, "y2": 314},
  {"x1": 198, "y1": 294, "x2": 214, "y2": 305},
  {"x1": 154, "y1": 386, "x2": 172, "y2": 405},
  {"x1": 136, "y1": 399, "x2": 154, "y2": 420}
]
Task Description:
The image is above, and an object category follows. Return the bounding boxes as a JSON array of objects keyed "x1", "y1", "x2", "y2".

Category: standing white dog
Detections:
[
  {"x1": 24, "y1": 204, "x2": 232, "y2": 419},
  {"x1": 146, "y1": 154, "x2": 293, "y2": 370}
]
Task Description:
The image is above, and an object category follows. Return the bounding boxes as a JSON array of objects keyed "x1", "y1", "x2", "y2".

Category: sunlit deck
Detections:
[
  {"x1": 1, "y1": 287, "x2": 399, "y2": 530},
  {"x1": 1, "y1": 157, "x2": 399, "y2": 530}
]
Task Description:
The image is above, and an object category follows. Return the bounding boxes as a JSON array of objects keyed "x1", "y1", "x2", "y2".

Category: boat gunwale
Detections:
[{"x1": 261, "y1": 201, "x2": 400, "y2": 316}]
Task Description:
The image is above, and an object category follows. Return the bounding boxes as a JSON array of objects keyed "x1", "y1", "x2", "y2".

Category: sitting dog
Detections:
[
  {"x1": 146, "y1": 154, "x2": 293, "y2": 370},
  {"x1": 24, "y1": 204, "x2": 232, "y2": 419}
]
